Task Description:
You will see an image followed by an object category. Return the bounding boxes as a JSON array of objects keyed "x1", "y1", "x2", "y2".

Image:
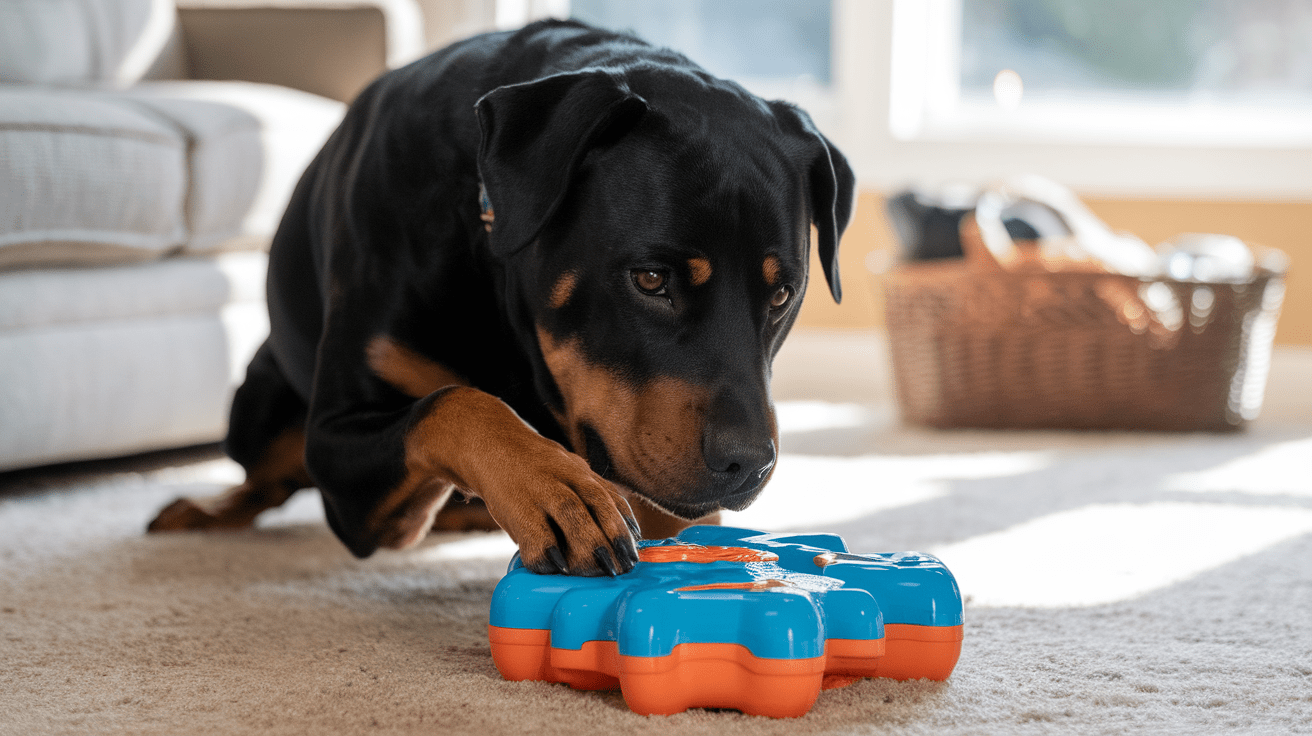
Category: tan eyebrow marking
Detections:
[
  {"x1": 763, "y1": 255, "x2": 781, "y2": 286},
  {"x1": 548, "y1": 271, "x2": 578, "y2": 309},
  {"x1": 688, "y1": 257, "x2": 712, "y2": 286}
]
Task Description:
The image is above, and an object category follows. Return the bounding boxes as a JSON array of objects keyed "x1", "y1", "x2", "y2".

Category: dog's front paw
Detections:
[{"x1": 479, "y1": 442, "x2": 641, "y2": 577}]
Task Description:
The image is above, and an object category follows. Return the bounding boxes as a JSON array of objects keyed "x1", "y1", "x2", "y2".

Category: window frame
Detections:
[
  {"x1": 503, "y1": 0, "x2": 1312, "y2": 199},
  {"x1": 833, "y1": 0, "x2": 1312, "y2": 199}
]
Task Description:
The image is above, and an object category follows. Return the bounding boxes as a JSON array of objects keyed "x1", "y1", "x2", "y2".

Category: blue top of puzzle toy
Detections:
[{"x1": 489, "y1": 525, "x2": 962, "y2": 661}]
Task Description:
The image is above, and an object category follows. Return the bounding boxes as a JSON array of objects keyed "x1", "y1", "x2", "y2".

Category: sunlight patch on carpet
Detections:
[
  {"x1": 723, "y1": 451, "x2": 1052, "y2": 530},
  {"x1": 1160, "y1": 435, "x2": 1312, "y2": 497},
  {"x1": 153, "y1": 457, "x2": 244, "y2": 485},
  {"x1": 417, "y1": 531, "x2": 518, "y2": 562},
  {"x1": 933, "y1": 502, "x2": 1312, "y2": 608},
  {"x1": 257, "y1": 488, "x2": 328, "y2": 527}
]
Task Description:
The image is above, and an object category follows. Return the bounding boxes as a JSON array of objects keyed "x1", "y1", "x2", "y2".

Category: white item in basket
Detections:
[{"x1": 1159, "y1": 233, "x2": 1256, "y2": 283}]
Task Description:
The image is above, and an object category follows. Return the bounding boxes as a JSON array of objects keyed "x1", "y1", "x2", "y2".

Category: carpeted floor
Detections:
[{"x1": 3, "y1": 330, "x2": 1311, "y2": 735}]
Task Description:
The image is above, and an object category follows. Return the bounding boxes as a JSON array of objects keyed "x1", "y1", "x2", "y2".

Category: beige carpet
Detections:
[{"x1": 3, "y1": 331, "x2": 1312, "y2": 735}]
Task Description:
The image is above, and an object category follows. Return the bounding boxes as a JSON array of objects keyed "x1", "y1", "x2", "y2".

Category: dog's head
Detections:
[{"x1": 476, "y1": 67, "x2": 854, "y2": 520}]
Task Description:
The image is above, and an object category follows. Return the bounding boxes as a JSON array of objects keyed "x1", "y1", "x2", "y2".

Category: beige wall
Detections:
[
  {"x1": 411, "y1": 0, "x2": 495, "y2": 51},
  {"x1": 798, "y1": 191, "x2": 1312, "y2": 346}
]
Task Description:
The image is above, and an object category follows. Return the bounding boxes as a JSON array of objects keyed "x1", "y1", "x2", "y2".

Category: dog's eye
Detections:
[
  {"x1": 631, "y1": 269, "x2": 668, "y2": 296},
  {"x1": 770, "y1": 285, "x2": 793, "y2": 309}
]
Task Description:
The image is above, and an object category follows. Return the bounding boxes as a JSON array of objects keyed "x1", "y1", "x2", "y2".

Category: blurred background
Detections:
[
  {"x1": 467, "y1": 0, "x2": 1312, "y2": 345},
  {"x1": 3, "y1": 0, "x2": 1310, "y2": 471}
]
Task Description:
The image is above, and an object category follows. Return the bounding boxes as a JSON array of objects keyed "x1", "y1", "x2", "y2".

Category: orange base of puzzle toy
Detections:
[{"x1": 488, "y1": 624, "x2": 963, "y2": 717}]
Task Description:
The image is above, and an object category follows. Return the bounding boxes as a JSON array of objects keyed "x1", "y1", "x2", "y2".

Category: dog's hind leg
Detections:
[{"x1": 148, "y1": 342, "x2": 313, "y2": 532}]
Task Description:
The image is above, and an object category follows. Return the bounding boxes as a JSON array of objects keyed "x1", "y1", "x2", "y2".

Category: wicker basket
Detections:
[
  {"x1": 884, "y1": 262, "x2": 1285, "y2": 431},
  {"x1": 882, "y1": 182, "x2": 1287, "y2": 432}
]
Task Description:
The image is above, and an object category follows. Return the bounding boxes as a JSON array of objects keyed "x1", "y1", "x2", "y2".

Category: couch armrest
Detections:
[{"x1": 175, "y1": 0, "x2": 425, "y2": 103}]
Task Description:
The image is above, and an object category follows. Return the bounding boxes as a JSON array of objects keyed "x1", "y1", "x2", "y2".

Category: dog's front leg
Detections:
[{"x1": 311, "y1": 385, "x2": 641, "y2": 577}]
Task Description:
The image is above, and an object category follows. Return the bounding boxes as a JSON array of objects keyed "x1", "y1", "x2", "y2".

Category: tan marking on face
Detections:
[
  {"x1": 624, "y1": 493, "x2": 720, "y2": 539},
  {"x1": 763, "y1": 255, "x2": 782, "y2": 286},
  {"x1": 688, "y1": 257, "x2": 712, "y2": 287},
  {"x1": 537, "y1": 326, "x2": 709, "y2": 508},
  {"x1": 366, "y1": 335, "x2": 468, "y2": 398},
  {"x1": 548, "y1": 271, "x2": 578, "y2": 310}
]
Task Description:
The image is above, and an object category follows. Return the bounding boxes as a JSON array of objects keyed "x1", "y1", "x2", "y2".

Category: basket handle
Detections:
[{"x1": 961, "y1": 175, "x2": 1160, "y2": 277}]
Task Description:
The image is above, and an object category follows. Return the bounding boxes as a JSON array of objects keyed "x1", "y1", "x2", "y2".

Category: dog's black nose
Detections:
[
  {"x1": 699, "y1": 388, "x2": 777, "y2": 507},
  {"x1": 702, "y1": 423, "x2": 776, "y2": 503}
]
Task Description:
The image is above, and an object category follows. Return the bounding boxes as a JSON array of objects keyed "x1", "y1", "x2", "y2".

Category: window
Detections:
[
  {"x1": 565, "y1": 0, "x2": 837, "y2": 129},
  {"x1": 571, "y1": 0, "x2": 831, "y2": 86},
  {"x1": 961, "y1": 0, "x2": 1312, "y2": 103},
  {"x1": 892, "y1": 0, "x2": 1312, "y2": 147},
  {"x1": 495, "y1": 0, "x2": 1312, "y2": 198},
  {"x1": 866, "y1": 0, "x2": 1312, "y2": 198}
]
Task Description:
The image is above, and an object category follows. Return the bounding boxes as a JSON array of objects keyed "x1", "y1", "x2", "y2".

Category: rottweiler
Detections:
[{"x1": 148, "y1": 19, "x2": 855, "y2": 577}]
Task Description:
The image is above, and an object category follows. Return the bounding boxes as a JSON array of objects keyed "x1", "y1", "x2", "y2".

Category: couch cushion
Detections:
[
  {"x1": 0, "y1": 86, "x2": 189, "y2": 269},
  {"x1": 0, "y1": 1, "x2": 96, "y2": 85},
  {"x1": 0, "y1": 257, "x2": 230, "y2": 332},
  {"x1": 0, "y1": 81, "x2": 344, "y2": 268},
  {"x1": 115, "y1": 88, "x2": 266, "y2": 253},
  {"x1": 0, "y1": 313, "x2": 234, "y2": 471},
  {"x1": 0, "y1": 251, "x2": 267, "y2": 469},
  {"x1": 0, "y1": 0, "x2": 180, "y2": 86},
  {"x1": 0, "y1": 251, "x2": 270, "y2": 471},
  {"x1": 124, "y1": 81, "x2": 346, "y2": 253}
]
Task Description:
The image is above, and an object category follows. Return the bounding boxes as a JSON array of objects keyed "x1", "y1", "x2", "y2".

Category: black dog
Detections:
[{"x1": 149, "y1": 19, "x2": 854, "y2": 577}]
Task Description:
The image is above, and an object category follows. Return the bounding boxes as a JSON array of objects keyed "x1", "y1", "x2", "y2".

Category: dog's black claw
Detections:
[
  {"x1": 593, "y1": 546, "x2": 619, "y2": 577},
  {"x1": 614, "y1": 535, "x2": 639, "y2": 572},
  {"x1": 625, "y1": 515, "x2": 641, "y2": 540},
  {"x1": 546, "y1": 545, "x2": 569, "y2": 574}
]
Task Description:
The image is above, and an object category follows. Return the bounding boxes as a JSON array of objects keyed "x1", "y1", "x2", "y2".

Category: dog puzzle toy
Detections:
[{"x1": 488, "y1": 526, "x2": 963, "y2": 717}]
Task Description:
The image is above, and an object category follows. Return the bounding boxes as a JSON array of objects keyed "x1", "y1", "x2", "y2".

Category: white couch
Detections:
[{"x1": 0, "y1": 0, "x2": 424, "y2": 470}]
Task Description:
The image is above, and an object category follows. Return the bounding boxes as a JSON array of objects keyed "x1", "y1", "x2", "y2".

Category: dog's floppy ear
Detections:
[
  {"x1": 769, "y1": 102, "x2": 855, "y2": 303},
  {"x1": 475, "y1": 70, "x2": 648, "y2": 257}
]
